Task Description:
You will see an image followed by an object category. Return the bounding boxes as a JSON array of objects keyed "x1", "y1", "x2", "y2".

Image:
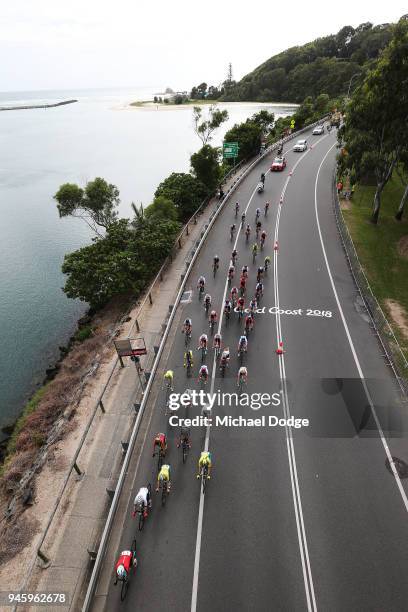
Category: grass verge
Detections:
[{"x1": 342, "y1": 172, "x2": 408, "y2": 358}]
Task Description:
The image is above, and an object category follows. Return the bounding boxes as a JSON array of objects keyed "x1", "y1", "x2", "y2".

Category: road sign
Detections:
[
  {"x1": 290, "y1": 119, "x2": 295, "y2": 129},
  {"x1": 223, "y1": 142, "x2": 239, "y2": 159}
]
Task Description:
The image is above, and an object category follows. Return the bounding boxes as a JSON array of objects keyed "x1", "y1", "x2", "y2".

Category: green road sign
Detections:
[
  {"x1": 223, "y1": 142, "x2": 239, "y2": 158},
  {"x1": 290, "y1": 119, "x2": 295, "y2": 128}
]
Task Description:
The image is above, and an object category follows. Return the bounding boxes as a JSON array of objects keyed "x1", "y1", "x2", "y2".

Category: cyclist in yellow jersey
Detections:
[
  {"x1": 156, "y1": 464, "x2": 171, "y2": 492},
  {"x1": 164, "y1": 370, "x2": 174, "y2": 385},
  {"x1": 196, "y1": 451, "x2": 212, "y2": 479}
]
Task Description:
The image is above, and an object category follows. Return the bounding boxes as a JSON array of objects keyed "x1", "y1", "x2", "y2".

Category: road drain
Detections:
[{"x1": 386, "y1": 457, "x2": 408, "y2": 478}]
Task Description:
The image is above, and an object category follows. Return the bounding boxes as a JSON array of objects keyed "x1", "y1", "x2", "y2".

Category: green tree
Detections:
[
  {"x1": 224, "y1": 120, "x2": 263, "y2": 161},
  {"x1": 192, "y1": 105, "x2": 229, "y2": 145},
  {"x1": 155, "y1": 172, "x2": 207, "y2": 220},
  {"x1": 54, "y1": 177, "x2": 119, "y2": 236},
  {"x1": 250, "y1": 110, "x2": 275, "y2": 132},
  {"x1": 314, "y1": 93, "x2": 330, "y2": 113},
  {"x1": 190, "y1": 145, "x2": 221, "y2": 193},
  {"x1": 61, "y1": 217, "x2": 179, "y2": 309},
  {"x1": 343, "y1": 18, "x2": 408, "y2": 223},
  {"x1": 145, "y1": 196, "x2": 179, "y2": 221}
]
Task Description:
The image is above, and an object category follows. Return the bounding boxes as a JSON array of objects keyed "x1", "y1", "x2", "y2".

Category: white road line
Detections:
[
  {"x1": 272, "y1": 142, "x2": 325, "y2": 612},
  {"x1": 314, "y1": 145, "x2": 408, "y2": 513},
  {"x1": 191, "y1": 184, "x2": 259, "y2": 612}
]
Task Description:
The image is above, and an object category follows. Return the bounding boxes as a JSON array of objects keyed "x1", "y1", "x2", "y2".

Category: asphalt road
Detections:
[{"x1": 94, "y1": 126, "x2": 408, "y2": 612}]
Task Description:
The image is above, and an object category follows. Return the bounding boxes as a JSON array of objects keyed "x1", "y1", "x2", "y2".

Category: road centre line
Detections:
[{"x1": 272, "y1": 139, "x2": 328, "y2": 612}]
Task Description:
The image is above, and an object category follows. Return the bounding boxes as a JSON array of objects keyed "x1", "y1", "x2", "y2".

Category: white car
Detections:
[
  {"x1": 312, "y1": 125, "x2": 324, "y2": 135},
  {"x1": 293, "y1": 139, "x2": 308, "y2": 152}
]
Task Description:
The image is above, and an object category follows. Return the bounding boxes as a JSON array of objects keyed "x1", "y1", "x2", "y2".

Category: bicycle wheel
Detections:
[
  {"x1": 239, "y1": 351, "x2": 243, "y2": 365},
  {"x1": 138, "y1": 510, "x2": 144, "y2": 531},
  {"x1": 202, "y1": 467, "x2": 208, "y2": 494},
  {"x1": 182, "y1": 441, "x2": 188, "y2": 464},
  {"x1": 157, "y1": 451, "x2": 164, "y2": 472},
  {"x1": 161, "y1": 483, "x2": 167, "y2": 507},
  {"x1": 120, "y1": 578, "x2": 128, "y2": 601}
]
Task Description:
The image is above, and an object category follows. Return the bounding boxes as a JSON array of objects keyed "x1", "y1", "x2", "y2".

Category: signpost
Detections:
[{"x1": 223, "y1": 141, "x2": 239, "y2": 168}]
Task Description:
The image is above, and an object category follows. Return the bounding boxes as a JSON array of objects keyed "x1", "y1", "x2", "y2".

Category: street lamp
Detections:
[{"x1": 347, "y1": 73, "x2": 361, "y2": 99}]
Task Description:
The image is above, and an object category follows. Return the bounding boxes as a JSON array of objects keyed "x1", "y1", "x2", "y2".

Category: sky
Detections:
[{"x1": 1, "y1": 1, "x2": 406, "y2": 92}]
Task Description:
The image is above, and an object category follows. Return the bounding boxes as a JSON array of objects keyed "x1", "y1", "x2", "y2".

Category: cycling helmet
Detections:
[{"x1": 117, "y1": 565, "x2": 127, "y2": 579}]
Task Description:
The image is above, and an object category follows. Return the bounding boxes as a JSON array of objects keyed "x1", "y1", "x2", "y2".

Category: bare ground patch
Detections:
[
  {"x1": 397, "y1": 235, "x2": 408, "y2": 260},
  {"x1": 384, "y1": 299, "x2": 408, "y2": 341}
]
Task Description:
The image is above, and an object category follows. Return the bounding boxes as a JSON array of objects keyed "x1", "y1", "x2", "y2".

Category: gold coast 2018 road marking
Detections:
[{"x1": 235, "y1": 306, "x2": 333, "y2": 317}]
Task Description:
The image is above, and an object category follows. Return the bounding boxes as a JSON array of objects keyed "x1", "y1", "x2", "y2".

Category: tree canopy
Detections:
[
  {"x1": 338, "y1": 18, "x2": 408, "y2": 222},
  {"x1": 190, "y1": 145, "x2": 221, "y2": 193},
  {"x1": 154, "y1": 172, "x2": 207, "y2": 221},
  {"x1": 54, "y1": 177, "x2": 119, "y2": 236}
]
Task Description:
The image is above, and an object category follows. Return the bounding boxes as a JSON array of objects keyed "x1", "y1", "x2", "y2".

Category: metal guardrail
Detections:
[
  {"x1": 81, "y1": 117, "x2": 327, "y2": 611},
  {"x1": 332, "y1": 170, "x2": 408, "y2": 396}
]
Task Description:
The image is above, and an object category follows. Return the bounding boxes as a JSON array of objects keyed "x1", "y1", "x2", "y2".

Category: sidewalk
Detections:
[{"x1": 22, "y1": 166, "x2": 251, "y2": 611}]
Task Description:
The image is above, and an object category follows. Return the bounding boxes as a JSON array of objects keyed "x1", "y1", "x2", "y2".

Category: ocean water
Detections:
[{"x1": 0, "y1": 86, "x2": 295, "y2": 431}]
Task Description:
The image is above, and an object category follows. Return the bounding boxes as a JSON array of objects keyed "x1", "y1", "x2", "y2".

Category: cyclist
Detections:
[
  {"x1": 132, "y1": 485, "x2": 152, "y2": 518},
  {"x1": 260, "y1": 230, "x2": 267, "y2": 248},
  {"x1": 237, "y1": 295, "x2": 245, "y2": 316},
  {"x1": 237, "y1": 366, "x2": 248, "y2": 387},
  {"x1": 239, "y1": 275, "x2": 246, "y2": 294},
  {"x1": 255, "y1": 208, "x2": 261, "y2": 220},
  {"x1": 241, "y1": 211, "x2": 246, "y2": 227},
  {"x1": 198, "y1": 364, "x2": 209, "y2": 384},
  {"x1": 245, "y1": 224, "x2": 251, "y2": 241},
  {"x1": 197, "y1": 450, "x2": 212, "y2": 479},
  {"x1": 164, "y1": 370, "x2": 174, "y2": 387},
  {"x1": 182, "y1": 318, "x2": 192, "y2": 336},
  {"x1": 198, "y1": 333, "x2": 208, "y2": 351},
  {"x1": 184, "y1": 349, "x2": 194, "y2": 368},
  {"x1": 257, "y1": 266, "x2": 264, "y2": 282},
  {"x1": 213, "y1": 255, "x2": 219, "y2": 271},
  {"x1": 231, "y1": 249, "x2": 238, "y2": 265},
  {"x1": 252, "y1": 243, "x2": 258, "y2": 259},
  {"x1": 241, "y1": 265, "x2": 248, "y2": 278},
  {"x1": 238, "y1": 335, "x2": 248, "y2": 354},
  {"x1": 230, "y1": 286, "x2": 238, "y2": 306},
  {"x1": 245, "y1": 313, "x2": 254, "y2": 333},
  {"x1": 264, "y1": 255, "x2": 271, "y2": 271},
  {"x1": 255, "y1": 281, "x2": 263, "y2": 299},
  {"x1": 204, "y1": 293, "x2": 212, "y2": 313},
  {"x1": 156, "y1": 464, "x2": 171, "y2": 493},
  {"x1": 228, "y1": 265, "x2": 235, "y2": 282},
  {"x1": 224, "y1": 299, "x2": 232, "y2": 317},
  {"x1": 114, "y1": 549, "x2": 137, "y2": 585},
  {"x1": 264, "y1": 201, "x2": 270, "y2": 215},
  {"x1": 249, "y1": 297, "x2": 257, "y2": 313},
  {"x1": 256, "y1": 220, "x2": 262, "y2": 237},
  {"x1": 153, "y1": 432, "x2": 167, "y2": 457},
  {"x1": 230, "y1": 224, "x2": 236, "y2": 239},
  {"x1": 197, "y1": 275, "x2": 205, "y2": 291},
  {"x1": 209, "y1": 310, "x2": 218, "y2": 327},
  {"x1": 213, "y1": 333, "x2": 222, "y2": 350},
  {"x1": 235, "y1": 201, "x2": 240, "y2": 216},
  {"x1": 220, "y1": 347, "x2": 230, "y2": 365},
  {"x1": 177, "y1": 425, "x2": 191, "y2": 449},
  {"x1": 260, "y1": 172, "x2": 265, "y2": 185}
]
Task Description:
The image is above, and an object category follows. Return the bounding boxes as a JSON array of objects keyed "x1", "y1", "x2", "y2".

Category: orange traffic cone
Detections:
[{"x1": 276, "y1": 341, "x2": 285, "y2": 355}]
